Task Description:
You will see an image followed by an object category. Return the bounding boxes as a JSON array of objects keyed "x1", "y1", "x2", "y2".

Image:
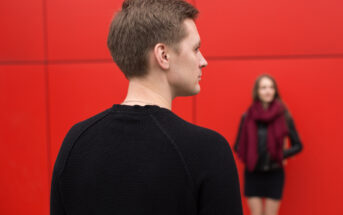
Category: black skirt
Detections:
[{"x1": 244, "y1": 167, "x2": 285, "y2": 200}]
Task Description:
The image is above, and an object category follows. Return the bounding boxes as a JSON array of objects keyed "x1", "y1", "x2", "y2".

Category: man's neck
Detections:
[{"x1": 122, "y1": 77, "x2": 173, "y2": 110}]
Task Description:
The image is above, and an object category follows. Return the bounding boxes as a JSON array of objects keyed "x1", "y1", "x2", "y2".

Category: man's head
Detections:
[{"x1": 107, "y1": 0, "x2": 207, "y2": 97}]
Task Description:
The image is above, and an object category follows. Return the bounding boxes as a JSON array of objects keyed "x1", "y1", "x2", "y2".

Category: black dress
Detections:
[{"x1": 234, "y1": 113, "x2": 303, "y2": 200}]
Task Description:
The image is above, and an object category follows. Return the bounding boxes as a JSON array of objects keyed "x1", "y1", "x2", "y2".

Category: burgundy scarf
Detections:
[{"x1": 237, "y1": 99, "x2": 289, "y2": 171}]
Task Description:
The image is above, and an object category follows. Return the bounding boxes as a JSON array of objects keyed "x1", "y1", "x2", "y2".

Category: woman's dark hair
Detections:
[
  {"x1": 252, "y1": 74, "x2": 281, "y2": 102},
  {"x1": 252, "y1": 74, "x2": 291, "y2": 119}
]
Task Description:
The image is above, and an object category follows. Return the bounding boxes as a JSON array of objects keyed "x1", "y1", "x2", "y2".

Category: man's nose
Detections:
[{"x1": 199, "y1": 52, "x2": 208, "y2": 68}]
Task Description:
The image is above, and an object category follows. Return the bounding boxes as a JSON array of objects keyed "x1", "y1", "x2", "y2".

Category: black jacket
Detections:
[{"x1": 234, "y1": 113, "x2": 303, "y2": 172}]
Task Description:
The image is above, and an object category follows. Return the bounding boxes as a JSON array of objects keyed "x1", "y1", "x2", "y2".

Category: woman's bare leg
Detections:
[
  {"x1": 247, "y1": 197, "x2": 264, "y2": 215},
  {"x1": 264, "y1": 198, "x2": 281, "y2": 215}
]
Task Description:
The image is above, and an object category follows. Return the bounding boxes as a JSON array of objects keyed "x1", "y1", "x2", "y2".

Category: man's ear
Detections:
[{"x1": 153, "y1": 43, "x2": 170, "y2": 70}]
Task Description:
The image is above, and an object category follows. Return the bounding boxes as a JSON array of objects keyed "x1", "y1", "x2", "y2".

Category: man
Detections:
[{"x1": 50, "y1": 0, "x2": 243, "y2": 214}]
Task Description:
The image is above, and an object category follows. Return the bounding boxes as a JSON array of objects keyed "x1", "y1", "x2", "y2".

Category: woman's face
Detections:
[{"x1": 257, "y1": 77, "x2": 276, "y2": 104}]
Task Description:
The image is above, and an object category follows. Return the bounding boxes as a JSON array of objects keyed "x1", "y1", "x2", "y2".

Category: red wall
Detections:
[{"x1": 1, "y1": 0, "x2": 343, "y2": 214}]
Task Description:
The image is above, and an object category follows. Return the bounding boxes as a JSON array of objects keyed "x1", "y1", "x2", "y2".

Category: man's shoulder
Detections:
[
  {"x1": 189, "y1": 123, "x2": 227, "y2": 144},
  {"x1": 53, "y1": 107, "x2": 112, "y2": 173},
  {"x1": 193, "y1": 125, "x2": 230, "y2": 152},
  {"x1": 61, "y1": 107, "x2": 112, "y2": 152},
  {"x1": 156, "y1": 112, "x2": 229, "y2": 149},
  {"x1": 66, "y1": 107, "x2": 112, "y2": 138}
]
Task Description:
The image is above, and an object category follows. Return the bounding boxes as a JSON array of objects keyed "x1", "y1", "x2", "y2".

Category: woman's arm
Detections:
[{"x1": 283, "y1": 117, "x2": 303, "y2": 159}]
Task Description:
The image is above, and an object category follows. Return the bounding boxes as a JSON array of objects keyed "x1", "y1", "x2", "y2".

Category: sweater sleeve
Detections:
[
  {"x1": 50, "y1": 172, "x2": 66, "y2": 215},
  {"x1": 197, "y1": 133, "x2": 243, "y2": 215},
  {"x1": 283, "y1": 117, "x2": 303, "y2": 159},
  {"x1": 234, "y1": 114, "x2": 246, "y2": 153},
  {"x1": 50, "y1": 108, "x2": 112, "y2": 215}
]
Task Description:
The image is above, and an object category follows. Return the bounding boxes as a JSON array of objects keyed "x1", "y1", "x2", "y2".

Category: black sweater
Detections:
[
  {"x1": 51, "y1": 104, "x2": 243, "y2": 215},
  {"x1": 234, "y1": 113, "x2": 303, "y2": 171}
]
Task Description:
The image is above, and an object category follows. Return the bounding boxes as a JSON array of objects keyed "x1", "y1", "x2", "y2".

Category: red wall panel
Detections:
[
  {"x1": 196, "y1": 0, "x2": 343, "y2": 57},
  {"x1": 47, "y1": 0, "x2": 122, "y2": 61},
  {"x1": 0, "y1": 66, "x2": 49, "y2": 215},
  {"x1": 172, "y1": 96, "x2": 194, "y2": 123},
  {"x1": 196, "y1": 58, "x2": 343, "y2": 215},
  {"x1": 0, "y1": 0, "x2": 44, "y2": 61}
]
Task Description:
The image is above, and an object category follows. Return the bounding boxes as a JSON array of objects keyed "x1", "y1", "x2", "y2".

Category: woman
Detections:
[{"x1": 234, "y1": 74, "x2": 303, "y2": 215}]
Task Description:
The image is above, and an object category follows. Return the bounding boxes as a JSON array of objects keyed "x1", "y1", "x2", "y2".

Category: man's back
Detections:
[{"x1": 50, "y1": 104, "x2": 242, "y2": 215}]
